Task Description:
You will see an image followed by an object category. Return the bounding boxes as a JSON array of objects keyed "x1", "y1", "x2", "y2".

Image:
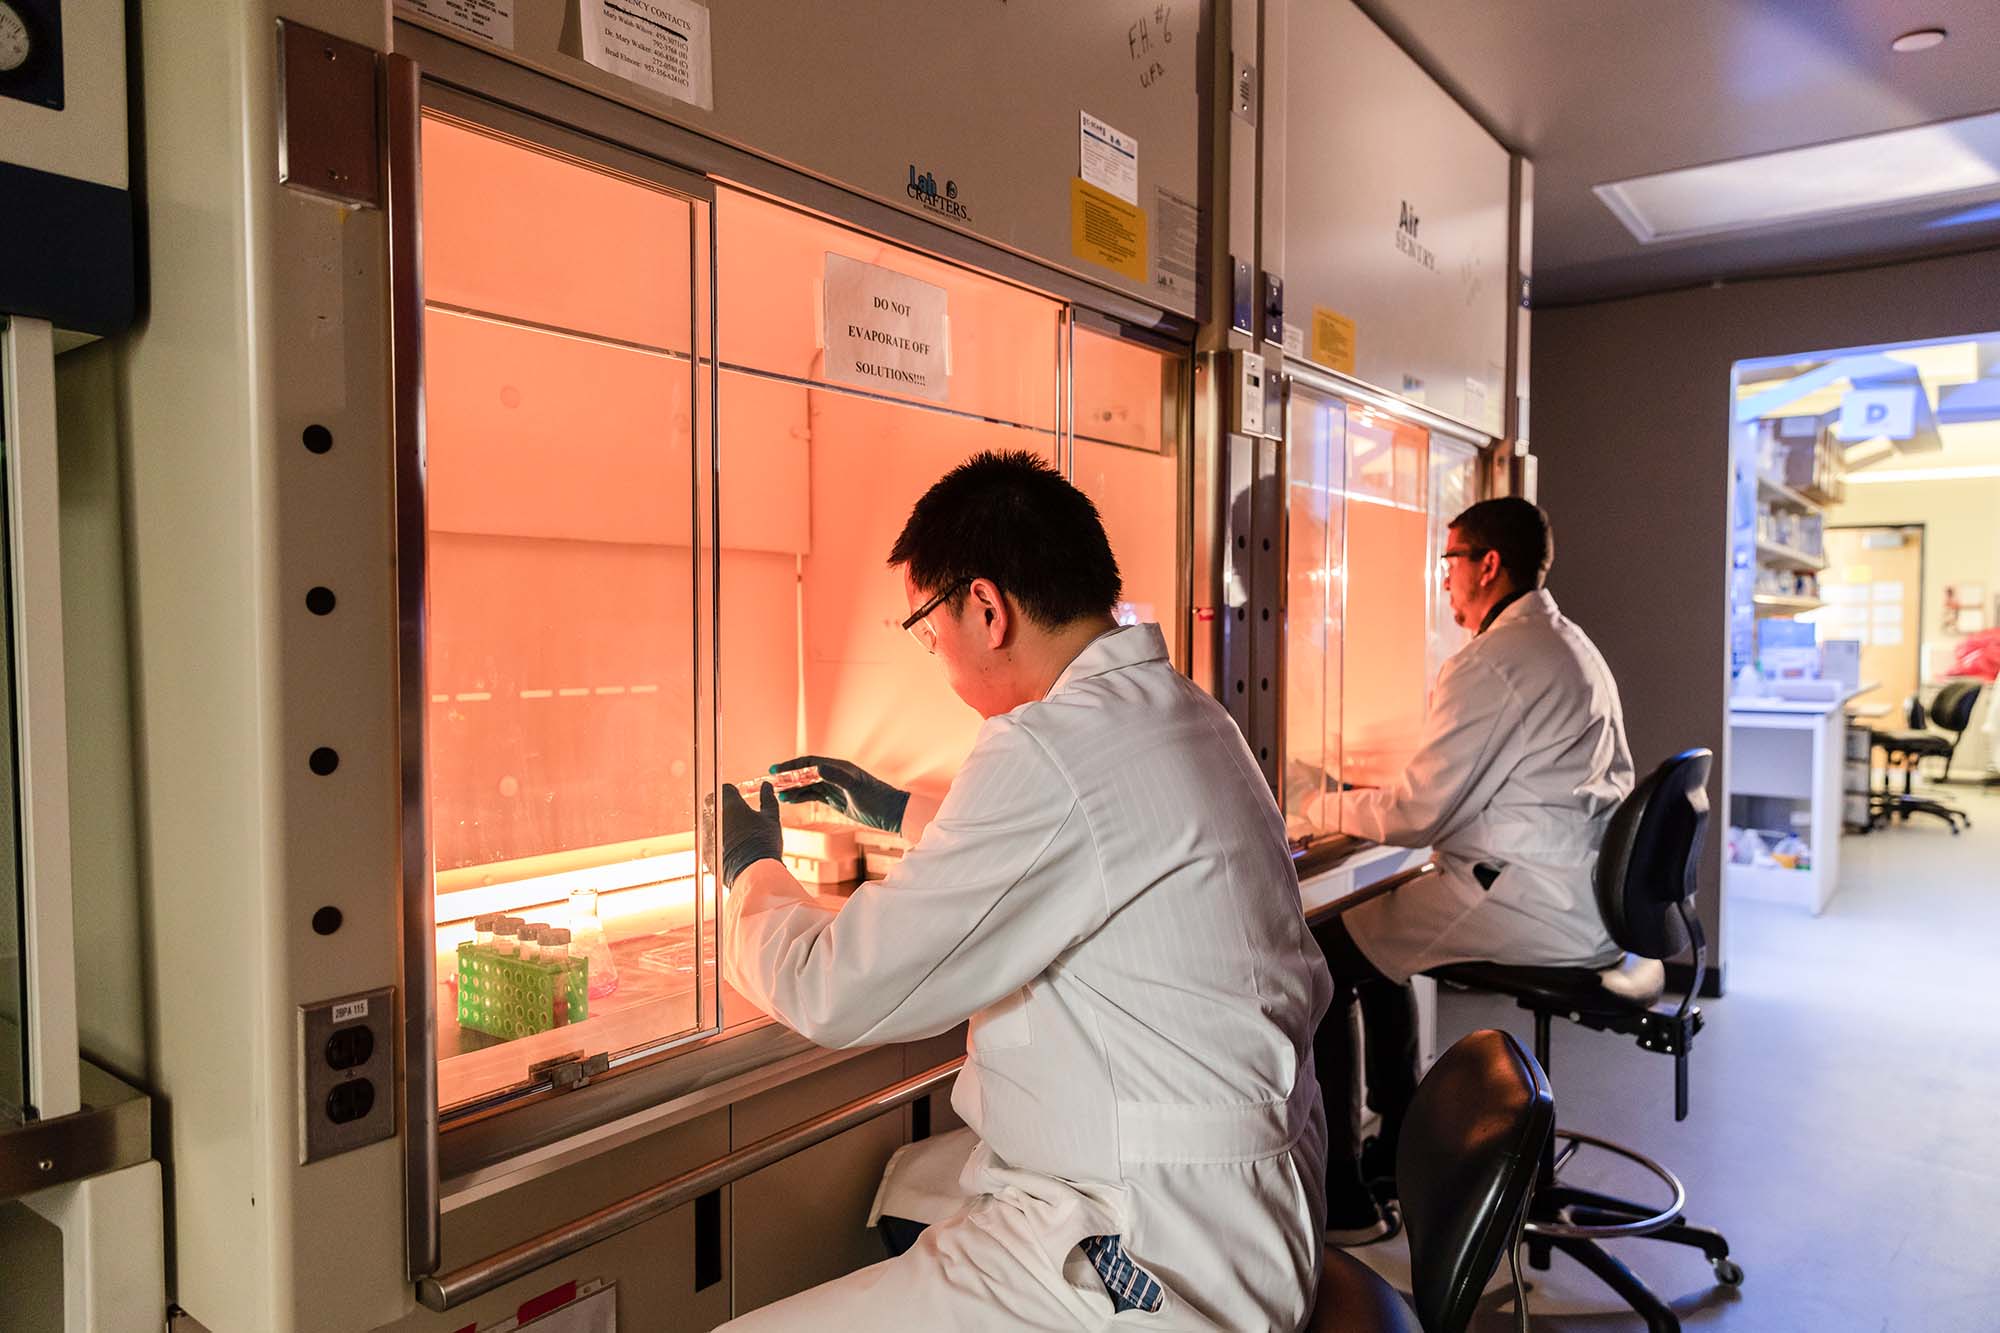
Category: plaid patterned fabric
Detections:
[{"x1": 1079, "y1": 1234, "x2": 1164, "y2": 1314}]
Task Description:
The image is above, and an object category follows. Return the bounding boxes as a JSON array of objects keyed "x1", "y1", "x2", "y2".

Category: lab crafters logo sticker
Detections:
[{"x1": 907, "y1": 166, "x2": 970, "y2": 222}]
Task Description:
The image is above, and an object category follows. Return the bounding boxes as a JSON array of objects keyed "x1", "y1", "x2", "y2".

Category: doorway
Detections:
[{"x1": 1725, "y1": 333, "x2": 2000, "y2": 932}]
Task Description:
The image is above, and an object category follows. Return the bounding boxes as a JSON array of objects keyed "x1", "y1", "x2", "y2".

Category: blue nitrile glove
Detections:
[
  {"x1": 716, "y1": 782, "x2": 783, "y2": 888},
  {"x1": 772, "y1": 756, "x2": 910, "y2": 834}
]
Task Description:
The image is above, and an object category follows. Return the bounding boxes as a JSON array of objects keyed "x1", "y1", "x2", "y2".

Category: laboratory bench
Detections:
[{"x1": 1726, "y1": 683, "x2": 1874, "y2": 915}]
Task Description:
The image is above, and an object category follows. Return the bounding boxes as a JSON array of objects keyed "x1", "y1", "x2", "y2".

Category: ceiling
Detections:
[
  {"x1": 1736, "y1": 335, "x2": 2000, "y2": 477},
  {"x1": 1355, "y1": 0, "x2": 2000, "y2": 305}
]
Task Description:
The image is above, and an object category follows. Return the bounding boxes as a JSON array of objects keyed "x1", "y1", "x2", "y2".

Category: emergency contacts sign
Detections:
[{"x1": 823, "y1": 254, "x2": 950, "y2": 402}]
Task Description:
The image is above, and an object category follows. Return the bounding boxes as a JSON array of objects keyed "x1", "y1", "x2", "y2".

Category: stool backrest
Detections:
[
  {"x1": 1931, "y1": 681, "x2": 1980, "y2": 735},
  {"x1": 1398, "y1": 1028, "x2": 1554, "y2": 1333},
  {"x1": 1593, "y1": 748, "x2": 1713, "y2": 962}
]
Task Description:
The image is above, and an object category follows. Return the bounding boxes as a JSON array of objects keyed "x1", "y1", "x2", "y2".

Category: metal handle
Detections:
[
  {"x1": 416, "y1": 1056, "x2": 964, "y2": 1310},
  {"x1": 1303, "y1": 860, "x2": 1435, "y2": 926},
  {"x1": 381, "y1": 49, "x2": 440, "y2": 1282}
]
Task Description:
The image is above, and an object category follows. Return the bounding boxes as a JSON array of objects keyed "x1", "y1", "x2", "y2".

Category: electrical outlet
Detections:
[{"x1": 298, "y1": 987, "x2": 395, "y2": 1164}]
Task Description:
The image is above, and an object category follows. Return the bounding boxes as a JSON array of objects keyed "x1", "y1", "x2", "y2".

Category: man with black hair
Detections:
[
  {"x1": 715, "y1": 450, "x2": 1334, "y2": 1331},
  {"x1": 1314, "y1": 495, "x2": 1634, "y2": 1243}
]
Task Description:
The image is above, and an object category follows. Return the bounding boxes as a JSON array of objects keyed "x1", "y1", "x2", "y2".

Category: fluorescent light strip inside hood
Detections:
[{"x1": 1597, "y1": 111, "x2": 2000, "y2": 244}]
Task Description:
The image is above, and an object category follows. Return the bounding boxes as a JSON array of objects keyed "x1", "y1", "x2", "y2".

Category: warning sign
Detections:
[
  {"x1": 1311, "y1": 307, "x2": 1357, "y2": 375},
  {"x1": 823, "y1": 253, "x2": 950, "y2": 402},
  {"x1": 1070, "y1": 179, "x2": 1148, "y2": 283}
]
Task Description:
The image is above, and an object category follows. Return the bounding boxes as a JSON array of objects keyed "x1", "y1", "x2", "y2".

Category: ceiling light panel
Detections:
[
  {"x1": 1595, "y1": 111, "x2": 2000, "y2": 244},
  {"x1": 1882, "y1": 340, "x2": 1982, "y2": 386}
]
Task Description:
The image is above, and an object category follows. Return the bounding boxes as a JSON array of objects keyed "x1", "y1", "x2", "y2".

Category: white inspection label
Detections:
[{"x1": 1080, "y1": 110, "x2": 1139, "y2": 205}]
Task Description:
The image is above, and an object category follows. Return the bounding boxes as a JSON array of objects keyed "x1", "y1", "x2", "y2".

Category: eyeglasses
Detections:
[
  {"x1": 900, "y1": 578, "x2": 971, "y2": 654},
  {"x1": 1437, "y1": 546, "x2": 1488, "y2": 579}
]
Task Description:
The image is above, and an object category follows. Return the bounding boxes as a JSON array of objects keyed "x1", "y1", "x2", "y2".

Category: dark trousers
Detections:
[
  {"x1": 879, "y1": 1214, "x2": 928, "y2": 1258},
  {"x1": 1311, "y1": 915, "x2": 1420, "y2": 1204}
]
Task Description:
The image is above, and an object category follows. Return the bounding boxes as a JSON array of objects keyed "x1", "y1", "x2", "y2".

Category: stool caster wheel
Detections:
[{"x1": 1712, "y1": 1258, "x2": 1744, "y2": 1286}]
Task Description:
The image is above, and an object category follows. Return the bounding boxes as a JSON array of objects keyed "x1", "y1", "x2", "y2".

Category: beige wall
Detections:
[
  {"x1": 1831, "y1": 475, "x2": 2000, "y2": 672},
  {"x1": 1532, "y1": 243, "x2": 2000, "y2": 988}
]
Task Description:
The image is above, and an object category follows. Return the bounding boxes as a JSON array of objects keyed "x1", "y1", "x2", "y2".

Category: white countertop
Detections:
[
  {"x1": 1730, "y1": 682, "x2": 1877, "y2": 716},
  {"x1": 1298, "y1": 841, "x2": 1429, "y2": 920}
]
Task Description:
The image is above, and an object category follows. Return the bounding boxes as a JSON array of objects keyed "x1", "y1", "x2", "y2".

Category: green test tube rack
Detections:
[{"x1": 456, "y1": 943, "x2": 591, "y2": 1040}]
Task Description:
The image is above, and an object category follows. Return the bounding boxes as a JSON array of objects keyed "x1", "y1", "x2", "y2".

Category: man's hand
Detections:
[
  {"x1": 772, "y1": 756, "x2": 910, "y2": 834},
  {"x1": 716, "y1": 782, "x2": 784, "y2": 888}
]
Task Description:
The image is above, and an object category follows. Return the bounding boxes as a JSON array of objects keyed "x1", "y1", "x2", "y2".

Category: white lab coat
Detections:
[
  {"x1": 1337, "y1": 589, "x2": 1634, "y2": 984},
  {"x1": 719, "y1": 625, "x2": 1334, "y2": 1332}
]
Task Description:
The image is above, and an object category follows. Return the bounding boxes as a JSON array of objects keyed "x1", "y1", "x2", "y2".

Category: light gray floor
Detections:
[{"x1": 1353, "y1": 774, "x2": 2000, "y2": 1332}]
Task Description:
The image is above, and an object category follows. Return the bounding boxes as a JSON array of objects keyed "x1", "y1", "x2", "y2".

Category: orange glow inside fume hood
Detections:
[{"x1": 416, "y1": 115, "x2": 1185, "y2": 1108}]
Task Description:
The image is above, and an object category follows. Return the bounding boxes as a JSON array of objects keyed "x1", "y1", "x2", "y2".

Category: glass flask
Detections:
[{"x1": 568, "y1": 886, "x2": 619, "y2": 999}]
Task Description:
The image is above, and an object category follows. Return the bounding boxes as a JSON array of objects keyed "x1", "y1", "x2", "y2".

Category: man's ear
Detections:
[{"x1": 968, "y1": 577, "x2": 1009, "y2": 648}]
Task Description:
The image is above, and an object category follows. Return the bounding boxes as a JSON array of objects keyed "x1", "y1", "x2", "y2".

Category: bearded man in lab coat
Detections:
[
  {"x1": 712, "y1": 449, "x2": 1335, "y2": 1331},
  {"x1": 1316, "y1": 496, "x2": 1633, "y2": 1243}
]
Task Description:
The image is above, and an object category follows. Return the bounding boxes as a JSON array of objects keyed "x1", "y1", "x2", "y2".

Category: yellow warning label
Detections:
[
  {"x1": 1311, "y1": 307, "x2": 1357, "y2": 375},
  {"x1": 1070, "y1": 178, "x2": 1148, "y2": 283}
]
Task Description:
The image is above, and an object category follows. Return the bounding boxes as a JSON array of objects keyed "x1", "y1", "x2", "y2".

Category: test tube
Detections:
[
  {"x1": 518, "y1": 924, "x2": 544, "y2": 964},
  {"x1": 546, "y1": 928, "x2": 573, "y2": 1026},
  {"x1": 473, "y1": 914, "x2": 497, "y2": 952},
  {"x1": 493, "y1": 917, "x2": 521, "y2": 958},
  {"x1": 735, "y1": 764, "x2": 821, "y2": 795}
]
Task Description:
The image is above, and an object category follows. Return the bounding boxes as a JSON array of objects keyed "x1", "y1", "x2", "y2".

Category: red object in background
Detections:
[
  {"x1": 517, "y1": 1280, "x2": 580, "y2": 1324},
  {"x1": 1946, "y1": 628, "x2": 2000, "y2": 681}
]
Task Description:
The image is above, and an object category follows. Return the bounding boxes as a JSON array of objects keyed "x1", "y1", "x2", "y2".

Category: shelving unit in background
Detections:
[
  {"x1": 1754, "y1": 539, "x2": 1827, "y2": 573},
  {"x1": 1753, "y1": 592, "x2": 1825, "y2": 615},
  {"x1": 1842, "y1": 720, "x2": 1875, "y2": 832},
  {"x1": 1756, "y1": 475, "x2": 1817, "y2": 513},
  {"x1": 1740, "y1": 417, "x2": 1833, "y2": 624},
  {"x1": 1726, "y1": 409, "x2": 1855, "y2": 919}
]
